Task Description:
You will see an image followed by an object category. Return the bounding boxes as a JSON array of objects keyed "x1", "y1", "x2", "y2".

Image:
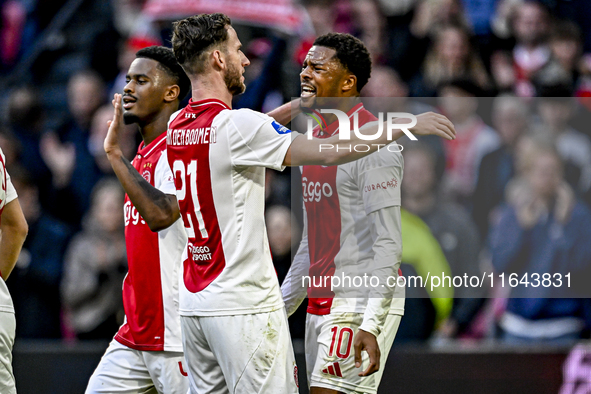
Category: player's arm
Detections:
[
  {"x1": 281, "y1": 208, "x2": 310, "y2": 317},
  {"x1": 0, "y1": 198, "x2": 28, "y2": 280},
  {"x1": 283, "y1": 112, "x2": 455, "y2": 166},
  {"x1": 354, "y1": 206, "x2": 401, "y2": 377},
  {"x1": 266, "y1": 99, "x2": 301, "y2": 126},
  {"x1": 104, "y1": 94, "x2": 180, "y2": 232}
]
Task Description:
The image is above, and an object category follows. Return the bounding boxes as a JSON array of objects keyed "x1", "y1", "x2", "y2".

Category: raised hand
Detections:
[
  {"x1": 104, "y1": 93, "x2": 124, "y2": 156},
  {"x1": 409, "y1": 112, "x2": 456, "y2": 140}
]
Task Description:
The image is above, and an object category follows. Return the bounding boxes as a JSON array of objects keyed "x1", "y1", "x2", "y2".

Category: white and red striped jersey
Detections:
[
  {"x1": 0, "y1": 148, "x2": 18, "y2": 313},
  {"x1": 166, "y1": 99, "x2": 294, "y2": 316},
  {"x1": 115, "y1": 133, "x2": 187, "y2": 352},
  {"x1": 284, "y1": 103, "x2": 405, "y2": 324}
]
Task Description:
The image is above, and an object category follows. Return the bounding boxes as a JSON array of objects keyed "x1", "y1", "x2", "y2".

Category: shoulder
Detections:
[
  {"x1": 359, "y1": 147, "x2": 403, "y2": 172},
  {"x1": 168, "y1": 109, "x2": 184, "y2": 125}
]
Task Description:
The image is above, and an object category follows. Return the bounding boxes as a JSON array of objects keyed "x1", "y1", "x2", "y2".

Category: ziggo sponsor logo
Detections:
[{"x1": 302, "y1": 177, "x2": 333, "y2": 202}]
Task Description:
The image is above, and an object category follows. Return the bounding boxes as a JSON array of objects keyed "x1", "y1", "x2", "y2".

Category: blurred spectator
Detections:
[
  {"x1": 473, "y1": 95, "x2": 530, "y2": 239},
  {"x1": 6, "y1": 86, "x2": 53, "y2": 206},
  {"x1": 535, "y1": 85, "x2": 591, "y2": 193},
  {"x1": 7, "y1": 166, "x2": 72, "y2": 339},
  {"x1": 41, "y1": 70, "x2": 106, "y2": 227},
  {"x1": 362, "y1": 65, "x2": 447, "y2": 179},
  {"x1": 265, "y1": 205, "x2": 300, "y2": 285},
  {"x1": 350, "y1": 0, "x2": 387, "y2": 64},
  {"x1": 490, "y1": 141, "x2": 591, "y2": 344},
  {"x1": 235, "y1": 36, "x2": 287, "y2": 113},
  {"x1": 402, "y1": 144, "x2": 484, "y2": 339},
  {"x1": 410, "y1": 23, "x2": 491, "y2": 97},
  {"x1": 535, "y1": 21, "x2": 584, "y2": 89},
  {"x1": 61, "y1": 179, "x2": 127, "y2": 340},
  {"x1": 410, "y1": 0, "x2": 470, "y2": 40},
  {"x1": 397, "y1": 209, "x2": 454, "y2": 343},
  {"x1": 438, "y1": 80, "x2": 501, "y2": 206},
  {"x1": 491, "y1": 1, "x2": 551, "y2": 96}
]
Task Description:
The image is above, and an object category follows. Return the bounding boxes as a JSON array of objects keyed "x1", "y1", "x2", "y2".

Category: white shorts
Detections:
[
  {"x1": 181, "y1": 309, "x2": 299, "y2": 394},
  {"x1": 306, "y1": 312, "x2": 402, "y2": 394},
  {"x1": 85, "y1": 339, "x2": 189, "y2": 394},
  {"x1": 0, "y1": 311, "x2": 16, "y2": 394}
]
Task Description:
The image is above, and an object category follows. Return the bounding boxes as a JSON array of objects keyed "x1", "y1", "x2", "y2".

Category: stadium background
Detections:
[{"x1": 1, "y1": 0, "x2": 591, "y2": 392}]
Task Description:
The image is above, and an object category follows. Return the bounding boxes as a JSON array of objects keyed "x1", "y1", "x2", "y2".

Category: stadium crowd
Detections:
[{"x1": 1, "y1": 0, "x2": 591, "y2": 345}]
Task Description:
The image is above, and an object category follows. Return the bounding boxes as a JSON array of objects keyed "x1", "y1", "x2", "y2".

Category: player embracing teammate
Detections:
[
  {"x1": 166, "y1": 13, "x2": 454, "y2": 394},
  {"x1": 282, "y1": 33, "x2": 411, "y2": 394}
]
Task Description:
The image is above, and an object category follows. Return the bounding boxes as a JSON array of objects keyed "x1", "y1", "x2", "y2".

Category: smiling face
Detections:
[
  {"x1": 222, "y1": 27, "x2": 250, "y2": 96},
  {"x1": 123, "y1": 58, "x2": 176, "y2": 125},
  {"x1": 300, "y1": 46, "x2": 351, "y2": 107}
]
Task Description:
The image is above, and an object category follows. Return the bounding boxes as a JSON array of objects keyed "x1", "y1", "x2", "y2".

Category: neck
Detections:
[
  {"x1": 403, "y1": 192, "x2": 435, "y2": 215},
  {"x1": 139, "y1": 104, "x2": 178, "y2": 146},
  {"x1": 320, "y1": 95, "x2": 361, "y2": 125},
  {"x1": 189, "y1": 72, "x2": 233, "y2": 109}
]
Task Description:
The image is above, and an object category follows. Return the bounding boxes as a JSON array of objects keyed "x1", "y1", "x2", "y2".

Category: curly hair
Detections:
[
  {"x1": 171, "y1": 13, "x2": 231, "y2": 75},
  {"x1": 313, "y1": 33, "x2": 372, "y2": 91},
  {"x1": 135, "y1": 46, "x2": 191, "y2": 100}
]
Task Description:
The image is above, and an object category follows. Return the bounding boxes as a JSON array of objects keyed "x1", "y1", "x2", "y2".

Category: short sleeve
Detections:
[
  {"x1": 359, "y1": 149, "x2": 403, "y2": 214},
  {"x1": 5, "y1": 171, "x2": 17, "y2": 205},
  {"x1": 225, "y1": 109, "x2": 295, "y2": 171},
  {"x1": 154, "y1": 150, "x2": 176, "y2": 195}
]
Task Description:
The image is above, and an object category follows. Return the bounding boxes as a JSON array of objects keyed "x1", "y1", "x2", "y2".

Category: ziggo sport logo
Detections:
[{"x1": 303, "y1": 108, "x2": 417, "y2": 152}]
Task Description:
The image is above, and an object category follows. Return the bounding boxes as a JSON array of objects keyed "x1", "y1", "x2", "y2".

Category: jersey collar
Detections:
[{"x1": 137, "y1": 132, "x2": 167, "y2": 159}]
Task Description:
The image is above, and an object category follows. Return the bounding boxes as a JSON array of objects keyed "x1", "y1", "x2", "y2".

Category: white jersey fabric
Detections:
[
  {"x1": 0, "y1": 148, "x2": 18, "y2": 313},
  {"x1": 282, "y1": 103, "x2": 405, "y2": 337},
  {"x1": 0, "y1": 147, "x2": 18, "y2": 394},
  {"x1": 166, "y1": 99, "x2": 295, "y2": 316},
  {"x1": 116, "y1": 133, "x2": 186, "y2": 352}
]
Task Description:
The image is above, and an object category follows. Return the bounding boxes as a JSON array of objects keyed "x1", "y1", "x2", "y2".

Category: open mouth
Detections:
[
  {"x1": 301, "y1": 84, "x2": 316, "y2": 98},
  {"x1": 122, "y1": 95, "x2": 137, "y2": 109}
]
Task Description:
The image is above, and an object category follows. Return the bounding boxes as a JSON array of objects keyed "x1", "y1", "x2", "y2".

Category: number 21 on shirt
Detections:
[{"x1": 173, "y1": 159, "x2": 208, "y2": 240}]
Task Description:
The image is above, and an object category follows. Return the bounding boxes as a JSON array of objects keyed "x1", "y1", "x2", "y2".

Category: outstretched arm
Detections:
[
  {"x1": 104, "y1": 94, "x2": 180, "y2": 232},
  {"x1": 266, "y1": 99, "x2": 301, "y2": 126},
  {"x1": 283, "y1": 112, "x2": 455, "y2": 166},
  {"x1": 0, "y1": 198, "x2": 28, "y2": 280}
]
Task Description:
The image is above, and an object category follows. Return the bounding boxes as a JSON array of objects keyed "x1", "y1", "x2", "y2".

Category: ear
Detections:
[
  {"x1": 212, "y1": 49, "x2": 225, "y2": 71},
  {"x1": 341, "y1": 74, "x2": 357, "y2": 94},
  {"x1": 164, "y1": 84, "x2": 180, "y2": 103}
]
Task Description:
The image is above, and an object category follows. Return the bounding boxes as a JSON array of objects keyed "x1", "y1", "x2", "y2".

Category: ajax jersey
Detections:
[
  {"x1": 0, "y1": 148, "x2": 18, "y2": 313},
  {"x1": 302, "y1": 103, "x2": 405, "y2": 316},
  {"x1": 166, "y1": 99, "x2": 294, "y2": 316},
  {"x1": 116, "y1": 133, "x2": 187, "y2": 352}
]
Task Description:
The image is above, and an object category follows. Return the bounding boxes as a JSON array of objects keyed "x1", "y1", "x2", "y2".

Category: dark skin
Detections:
[
  {"x1": 105, "y1": 57, "x2": 300, "y2": 232},
  {"x1": 105, "y1": 57, "x2": 181, "y2": 231}
]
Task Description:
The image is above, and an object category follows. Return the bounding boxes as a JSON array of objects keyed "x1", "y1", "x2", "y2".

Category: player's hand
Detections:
[
  {"x1": 104, "y1": 93, "x2": 124, "y2": 156},
  {"x1": 408, "y1": 112, "x2": 456, "y2": 140},
  {"x1": 353, "y1": 329, "x2": 380, "y2": 377}
]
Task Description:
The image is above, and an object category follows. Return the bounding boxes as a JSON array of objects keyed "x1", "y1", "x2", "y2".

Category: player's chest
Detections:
[{"x1": 301, "y1": 165, "x2": 358, "y2": 206}]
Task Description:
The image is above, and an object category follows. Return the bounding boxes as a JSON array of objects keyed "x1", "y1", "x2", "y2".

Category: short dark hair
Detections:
[
  {"x1": 171, "y1": 13, "x2": 231, "y2": 75},
  {"x1": 313, "y1": 33, "x2": 372, "y2": 91},
  {"x1": 136, "y1": 46, "x2": 191, "y2": 101}
]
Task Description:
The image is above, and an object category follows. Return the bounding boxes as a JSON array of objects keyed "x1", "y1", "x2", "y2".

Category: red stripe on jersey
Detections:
[
  {"x1": 167, "y1": 99, "x2": 228, "y2": 293},
  {"x1": 116, "y1": 133, "x2": 167, "y2": 351},
  {"x1": 303, "y1": 104, "x2": 377, "y2": 315},
  {"x1": 327, "y1": 365, "x2": 336, "y2": 376},
  {"x1": 333, "y1": 362, "x2": 343, "y2": 377}
]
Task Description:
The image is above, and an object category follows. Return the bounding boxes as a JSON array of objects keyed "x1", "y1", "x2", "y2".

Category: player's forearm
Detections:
[
  {"x1": 285, "y1": 121, "x2": 404, "y2": 166},
  {"x1": 107, "y1": 151, "x2": 180, "y2": 231},
  {"x1": 266, "y1": 99, "x2": 301, "y2": 126},
  {"x1": 281, "y1": 233, "x2": 311, "y2": 317},
  {"x1": 0, "y1": 199, "x2": 28, "y2": 280}
]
